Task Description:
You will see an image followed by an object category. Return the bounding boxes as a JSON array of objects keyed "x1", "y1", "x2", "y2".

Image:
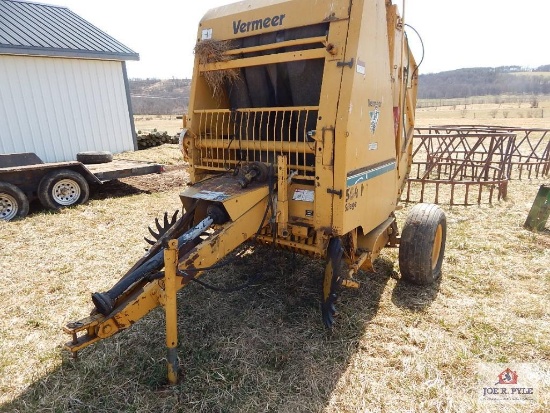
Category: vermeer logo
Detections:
[{"x1": 233, "y1": 14, "x2": 286, "y2": 34}]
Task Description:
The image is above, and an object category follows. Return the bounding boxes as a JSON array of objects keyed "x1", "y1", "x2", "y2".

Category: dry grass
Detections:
[
  {"x1": 134, "y1": 116, "x2": 184, "y2": 136},
  {"x1": 115, "y1": 142, "x2": 184, "y2": 166},
  {"x1": 0, "y1": 112, "x2": 549, "y2": 412},
  {"x1": 416, "y1": 95, "x2": 550, "y2": 128},
  {"x1": 511, "y1": 72, "x2": 550, "y2": 78}
]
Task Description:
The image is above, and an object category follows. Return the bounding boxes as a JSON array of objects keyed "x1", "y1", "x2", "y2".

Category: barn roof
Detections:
[{"x1": 0, "y1": 0, "x2": 139, "y2": 61}]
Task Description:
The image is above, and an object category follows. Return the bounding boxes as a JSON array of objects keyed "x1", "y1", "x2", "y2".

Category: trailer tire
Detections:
[
  {"x1": 76, "y1": 151, "x2": 113, "y2": 164},
  {"x1": 399, "y1": 203, "x2": 446, "y2": 285},
  {"x1": 0, "y1": 182, "x2": 29, "y2": 221},
  {"x1": 38, "y1": 169, "x2": 90, "y2": 210}
]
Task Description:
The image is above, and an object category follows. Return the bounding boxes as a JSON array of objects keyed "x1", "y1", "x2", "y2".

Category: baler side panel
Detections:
[{"x1": 332, "y1": 0, "x2": 398, "y2": 235}]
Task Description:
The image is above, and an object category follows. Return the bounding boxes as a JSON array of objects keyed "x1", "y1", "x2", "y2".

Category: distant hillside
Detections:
[
  {"x1": 418, "y1": 65, "x2": 550, "y2": 99},
  {"x1": 129, "y1": 78, "x2": 191, "y2": 115},
  {"x1": 128, "y1": 64, "x2": 550, "y2": 114}
]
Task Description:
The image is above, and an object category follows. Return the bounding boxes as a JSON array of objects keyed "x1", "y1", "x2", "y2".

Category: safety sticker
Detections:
[
  {"x1": 369, "y1": 106, "x2": 380, "y2": 134},
  {"x1": 292, "y1": 189, "x2": 314, "y2": 202},
  {"x1": 194, "y1": 190, "x2": 229, "y2": 201},
  {"x1": 356, "y1": 58, "x2": 366, "y2": 75},
  {"x1": 202, "y1": 29, "x2": 212, "y2": 40}
]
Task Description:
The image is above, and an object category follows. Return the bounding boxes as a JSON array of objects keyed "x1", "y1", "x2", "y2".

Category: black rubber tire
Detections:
[
  {"x1": 76, "y1": 151, "x2": 113, "y2": 164},
  {"x1": 0, "y1": 182, "x2": 29, "y2": 221},
  {"x1": 399, "y1": 203, "x2": 447, "y2": 285},
  {"x1": 38, "y1": 169, "x2": 90, "y2": 210}
]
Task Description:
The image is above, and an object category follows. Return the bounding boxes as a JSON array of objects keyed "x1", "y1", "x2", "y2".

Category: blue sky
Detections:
[{"x1": 46, "y1": 0, "x2": 550, "y2": 79}]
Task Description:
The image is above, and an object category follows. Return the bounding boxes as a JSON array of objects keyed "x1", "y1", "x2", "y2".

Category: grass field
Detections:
[
  {"x1": 135, "y1": 115, "x2": 184, "y2": 136},
  {"x1": 415, "y1": 95, "x2": 549, "y2": 128},
  {"x1": 0, "y1": 101, "x2": 549, "y2": 412}
]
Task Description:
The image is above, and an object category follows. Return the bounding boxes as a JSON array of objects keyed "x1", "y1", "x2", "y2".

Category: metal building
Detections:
[{"x1": 0, "y1": 0, "x2": 139, "y2": 163}]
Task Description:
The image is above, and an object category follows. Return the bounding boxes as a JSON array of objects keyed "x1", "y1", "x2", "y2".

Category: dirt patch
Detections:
[
  {"x1": 117, "y1": 166, "x2": 188, "y2": 193},
  {"x1": 86, "y1": 165, "x2": 190, "y2": 202}
]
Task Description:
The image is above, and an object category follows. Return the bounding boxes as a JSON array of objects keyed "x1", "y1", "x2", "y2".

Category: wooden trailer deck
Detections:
[{"x1": 84, "y1": 159, "x2": 163, "y2": 182}]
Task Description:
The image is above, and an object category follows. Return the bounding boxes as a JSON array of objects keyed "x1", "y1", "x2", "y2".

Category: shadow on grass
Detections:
[
  {"x1": 0, "y1": 244, "x2": 393, "y2": 413},
  {"x1": 89, "y1": 180, "x2": 151, "y2": 200},
  {"x1": 391, "y1": 274, "x2": 442, "y2": 311},
  {"x1": 25, "y1": 182, "x2": 152, "y2": 218}
]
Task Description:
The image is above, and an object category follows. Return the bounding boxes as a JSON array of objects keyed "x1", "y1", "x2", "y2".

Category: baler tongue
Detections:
[
  {"x1": 91, "y1": 209, "x2": 222, "y2": 316},
  {"x1": 64, "y1": 175, "x2": 272, "y2": 370},
  {"x1": 63, "y1": 211, "x2": 218, "y2": 354}
]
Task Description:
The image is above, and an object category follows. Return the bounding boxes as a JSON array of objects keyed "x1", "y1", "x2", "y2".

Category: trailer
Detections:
[{"x1": 0, "y1": 152, "x2": 163, "y2": 220}]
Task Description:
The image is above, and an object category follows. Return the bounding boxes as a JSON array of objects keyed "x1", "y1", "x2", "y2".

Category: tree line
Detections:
[
  {"x1": 418, "y1": 65, "x2": 550, "y2": 99},
  {"x1": 128, "y1": 65, "x2": 550, "y2": 114},
  {"x1": 129, "y1": 78, "x2": 190, "y2": 115}
]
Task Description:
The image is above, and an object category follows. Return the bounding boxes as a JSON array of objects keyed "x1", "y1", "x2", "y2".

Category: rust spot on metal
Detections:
[{"x1": 323, "y1": 12, "x2": 338, "y2": 22}]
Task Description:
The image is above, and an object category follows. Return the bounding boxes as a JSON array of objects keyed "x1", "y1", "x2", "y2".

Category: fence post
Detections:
[{"x1": 524, "y1": 184, "x2": 550, "y2": 231}]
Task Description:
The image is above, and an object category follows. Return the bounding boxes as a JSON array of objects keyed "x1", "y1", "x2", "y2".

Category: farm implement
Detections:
[{"x1": 64, "y1": 0, "x2": 446, "y2": 383}]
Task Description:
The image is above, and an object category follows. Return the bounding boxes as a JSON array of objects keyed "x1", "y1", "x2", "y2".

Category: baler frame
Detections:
[{"x1": 64, "y1": 0, "x2": 446, "y2": 385}]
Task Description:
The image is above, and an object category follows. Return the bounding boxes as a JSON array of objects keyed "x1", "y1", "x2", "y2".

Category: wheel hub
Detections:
[
  {"x1": 0, "y1": 193, "x2": 18, "y2": 221},
  {"x1": 52, "y1": 179, "x2": 81, "y2": 206},
  {"x1": 431, "y1": 223, "x2": 443, "y2": 270}
]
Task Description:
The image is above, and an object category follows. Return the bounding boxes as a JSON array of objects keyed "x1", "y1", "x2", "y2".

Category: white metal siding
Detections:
[{"x1": 0, "y1": 55, "x2": 135, "y2": 163}]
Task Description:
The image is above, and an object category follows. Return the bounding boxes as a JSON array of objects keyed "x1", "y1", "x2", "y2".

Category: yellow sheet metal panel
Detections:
[
  {"x1": 199, "y1": 0, "x2": 351, "y2": 41},
  {"x1": 179, "y1": 174, "x2": 269, "y2": 222},
  {"x1": 331, "y1": 0, "x2": 401, "y2": 235},
  {"x1": 310, "y1": 18, "x2": 352, "y2": 233},
  {"x1": 288, "y1": 184, "x2": 316, "y2": 225}
]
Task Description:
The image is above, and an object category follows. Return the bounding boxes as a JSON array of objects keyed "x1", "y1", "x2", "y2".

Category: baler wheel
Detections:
[
  {"x1": 398, "y1": 203, "x2": 447, "y2": 285},
  {"x1": 321, "y1": 237, "x2": 345, "y2": 328}
]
